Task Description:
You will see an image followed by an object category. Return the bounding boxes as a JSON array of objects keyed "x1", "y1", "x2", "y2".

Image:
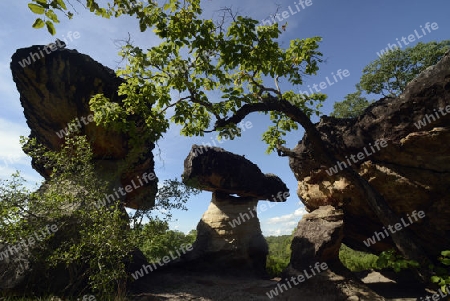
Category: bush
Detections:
[
  {"x1": 339, "y1": 244, "x2": 378, "y2": 272},
  {"x1": 134, "y1": 220, "x2": 196, "y2": 261},
  {"x1": 0, "y1": 133, "x2": 198, "y2": 299},
  {"x1": 430, "y1": 250, "x2": 450, "y2": 293},
  {"x1": 265, "y1": 235, "x2": 292, "y2": 277}
]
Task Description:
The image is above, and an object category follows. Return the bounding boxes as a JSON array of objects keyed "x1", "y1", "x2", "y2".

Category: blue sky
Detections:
[{"x1": 1, "y1": 0, "x2": 449, "y2": 236}]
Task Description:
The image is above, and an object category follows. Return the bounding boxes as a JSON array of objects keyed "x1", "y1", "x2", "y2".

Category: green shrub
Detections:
[
  {"x1": 339, "y1": 244, "x2": 379, "y2": 272},
  {"x1": 266, "y1": 254, "x2": 290, "y2": 278},
  {"x1": 0, "y1": 134, "x2": 197, "y2": 299},
  {"x1": 134, "y1": 220, "x2": 196, "y2": 261},
  {"x1": 430, "y1": 250, "x2": 450, "y2": 293},
  {"x1": 375, "y1": 249, "x2": 419, "y2": 272},
  {"x1": 265, "y1": 235, "x2": 292, "y2": 277}
]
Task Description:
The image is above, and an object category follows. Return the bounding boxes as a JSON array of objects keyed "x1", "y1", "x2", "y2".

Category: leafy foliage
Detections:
[
  {"x1": 1, "y1": 135, "x2": 132, "y2": 297},
  {"x1": 375, "y1": 249, "x2": 420, "y2": 272},
  {"x1": 331, "y1": 40, "x2": 449, "y2": 118},
  {"x1": 339, "y1": 245, "x2": 419, "y2": 273},
  {"x1": 0, "y1": 132, "x2": 197, "y2": 298},
  {"x1": 330, "y1": 85, "x2": 372, "y2": 119},
  {"x1": 265, "y1": 235, "x2": 293, "y2": 277},
  {"x1": 133, "y1": 220, "x2": 196, "y2": 261},
  {"x1": 430, "y1": 250, "x2": 450, "y2": 293},
  {"x1": 360, "y1": 40, "x2": 450, "y2": 97},
  {"x1": 339, "y1": 244, "x2": 379, "y2": 272},
  {"x1": 28, "y1": 0, "x2": 326, "y2": 154},
  {"x1": 28, "y1": 0, "x2": 68, "y2": 33}
]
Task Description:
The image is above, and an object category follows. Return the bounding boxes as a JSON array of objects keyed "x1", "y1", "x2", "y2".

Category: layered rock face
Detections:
[
  {"x1": 289, "y1": 52, "x2": 450, "y2": 255},
  {"x1": 182, "y1": 145, "x2": 289, "y2": 275},
  {"x1": 10, "y1": 45, "x2": 157, "y2": 209}
]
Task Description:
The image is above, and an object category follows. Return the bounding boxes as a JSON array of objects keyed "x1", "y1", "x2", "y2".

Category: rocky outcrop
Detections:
[
  {"x1": 10, "y1": 45, "x2": 157, "y2": 209},
  {"x1": 182, "y1": 145, "x2": 289, "y2": 276},
  {"x1": 289, "y1": 52, "x2": 450, "y2": 256},
  {"x1": 289, "y1": 205, "x2": 344, "y2": 271},
  {"x1": 5, "y1": 45, "x2": 156, "y2": 293},
  {"x1": 183, "y1": 145, "x2": 289, "y2": 200},
  {"x1": 0, "y1": 243, "x2": 30, "y2": 290}
]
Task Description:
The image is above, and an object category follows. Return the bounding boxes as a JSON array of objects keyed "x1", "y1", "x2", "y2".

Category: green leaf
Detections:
[
  {"x1": 28, "y1": 3, "x2": 46, "y2": 14},
  {"x1": 56, "y1": 0, "x2": 67, "y2": 10},
  {"x1": 46, "y1": 20, "x2": 56, "y2": 35},
  {"x1": 45, "y1": 9, "x2": 59, "y2": 23},
  {"x1": 440, "y1": 258, "x2": 450, "y2": 265},
  {"x1": 32, "y1": 18, "x2": 45, "y2": 29},
  {"x1": 431, "y1": 276, "x2": 441, "y2": 283},
  {"x1": 441, "y1": 250, "x2": 450, "y2": 257}
]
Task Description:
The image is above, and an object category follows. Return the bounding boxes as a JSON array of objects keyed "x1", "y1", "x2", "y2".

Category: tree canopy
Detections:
[
  {"x1": 330, "y1": 86, "x2": 372, "y2": 119},
  {"x1": 28, "y1": 0, "x2": 326, "y2": 153},
  {"x1": 360, "y1": 40, "x2": 450, "y2": 97},
  {"x1": 331, "y1": 40, "x2": 449, "y2": 118}
]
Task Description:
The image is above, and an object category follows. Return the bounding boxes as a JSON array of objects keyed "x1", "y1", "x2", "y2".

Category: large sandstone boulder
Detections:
[
  {"x1": 284, "y1": 208, "x2": 386, "y2": 300},
  {"x1": 289, "y1": 205, "x2": 344, "y2": 271},
  {"x1": 289, "y1": 51, "x2": 450, "y2": 256},
  {"x1": 10, "y1": 45, "x2": 157, "y2": 209},
  {"x1": 181, "y1": 145, "x2": 289, "y2": 276}
]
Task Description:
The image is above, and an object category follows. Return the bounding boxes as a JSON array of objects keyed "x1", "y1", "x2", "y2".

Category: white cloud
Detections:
[
  {"x1": 264, "y1": 228, "x2": 284, "y2": 236},
  {"x1": 0, "y1": 118, "x2": 29, "y2": 159},
  {"x1": 261, "y1": 207, "x2": 307, "y2": 236},
  {"x1": 0, "y1": 118, "x2": 42, "y2": 185},
  {"x1": 266, "y1": 207, "x2": 307, "y2": 224}
]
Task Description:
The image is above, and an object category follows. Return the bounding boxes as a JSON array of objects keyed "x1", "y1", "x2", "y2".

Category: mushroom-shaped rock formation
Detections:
[
  {"x1": 181, "y1": 145, "x2": 289, "y2": 276},
  {"x1": 289, "y1": 51, "x2": 450, "y2": 257},
  {"x1": 10, "y1": 45, "x2": 157, "y2": 209}
]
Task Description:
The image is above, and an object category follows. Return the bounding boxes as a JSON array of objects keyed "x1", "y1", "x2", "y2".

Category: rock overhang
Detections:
[
  {"x1": 10, "y1": 45, "x2": 157, "y2": 209},
  {"x1": 182, "y1": 145, "x2": 289, "y2": 202}
]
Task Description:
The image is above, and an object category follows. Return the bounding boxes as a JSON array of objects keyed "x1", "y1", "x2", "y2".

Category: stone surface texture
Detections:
[
  {"x1": 10, "y1": 45, "x2": 157, "y2": 209},
  {"x1": 289, "y1": 52, "x2": 450, "y2": 255}
]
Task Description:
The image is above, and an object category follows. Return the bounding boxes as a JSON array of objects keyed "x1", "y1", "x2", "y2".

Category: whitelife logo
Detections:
[
  {"x1": 326, "y1": 139, "x2": 388, "y2": 176},
  {"x1": 266, "y1": 261, "x2": 328, "y2": 298},
  {"x1": 228, "y1": 191, "x2": 289, "y2": 228},
  {"x1": 191, "y1": 121, "x2": 253, "y2": 157},
  {"x1": 94, "y1": 171, "x2": 156, "y2": 209},
  {"x1": 363, "y1": 210, "x2": 425, "y2": 247},
  {"x1": 131, "y1": 243, "x2": 193, "y2": 280},
  {"x1": 0, "y1": 224, "x2": 58, "y2": 260},
  {"x1": 418, "y1": 284, "x2": 450, "y2": 301},
  {"x1": 376, "y1": 22, "x2": 439, "y2": 58},
  {"x1": 414, "y1": 105, "x2": 450, "y2": 129},
  {"x1": 55, "y1": 107, "x2": 108, "y2": 139},
  {"x1": 18, "y1": 31, "x2": 81, "y2": 68},
  {"x1": 299, "y1": 69, "x2": 350, "y2": 98},
  {"x1": 259, "y1": 0, "x2": 313, "y2": 26}
]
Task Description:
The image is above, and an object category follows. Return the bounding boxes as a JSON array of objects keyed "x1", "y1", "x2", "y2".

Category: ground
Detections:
[{"x1": 129, "y1": 268, "x2": 439, "y2": 301}]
